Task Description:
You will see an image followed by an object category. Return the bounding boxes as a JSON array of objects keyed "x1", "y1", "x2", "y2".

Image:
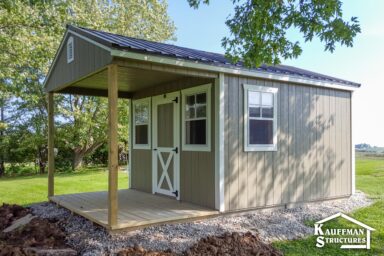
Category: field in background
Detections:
[
  {"x1": 0, "y1": 166, "x2": 128, "y2": 206},
  {"x1": 274, "y1": 153, "x2": 384, "y2": 255}
]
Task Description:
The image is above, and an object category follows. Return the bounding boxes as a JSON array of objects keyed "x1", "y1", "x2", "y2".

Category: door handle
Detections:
[
  {"x1": 172, "y1": 147, "x2": 178, "y2": 154},
  {"x1": 153, "y1": 148, "x2": 157, "y2": 151}
]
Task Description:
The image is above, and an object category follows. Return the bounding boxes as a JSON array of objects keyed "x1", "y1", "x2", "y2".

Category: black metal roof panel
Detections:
[{"x1": 70, "y1": 25, "x2": 360, "y2": 88}]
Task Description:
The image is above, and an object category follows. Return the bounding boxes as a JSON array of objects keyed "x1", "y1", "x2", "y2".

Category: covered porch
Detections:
[
  {"x1": 50, "y1": 189, "x2": 218, "y2": 231},
  {"x1": 45, "y1": 26, "x2": 221, "y2": 230}
]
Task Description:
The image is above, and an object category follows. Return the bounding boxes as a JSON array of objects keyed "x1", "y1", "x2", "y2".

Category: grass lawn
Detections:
[
  {"x1": 0, "y1": 166, "x2": 128, "y2": 206},
  {"x1": 274, "y1": 154, "x2": 384, "y2": 255}
]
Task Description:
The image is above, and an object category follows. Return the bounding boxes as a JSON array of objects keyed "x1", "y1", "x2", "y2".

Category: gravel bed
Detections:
[{"x1": 30, "y1": 191, "x2": 371, "y2": 255}]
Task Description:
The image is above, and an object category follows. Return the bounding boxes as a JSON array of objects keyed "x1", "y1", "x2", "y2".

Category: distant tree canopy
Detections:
[
  {"x1": 187, "y1": 0, "x2": 360, "y2": 67},
  {"x1": 0, "y1": 0, "x2": 175, "y2": 174}
]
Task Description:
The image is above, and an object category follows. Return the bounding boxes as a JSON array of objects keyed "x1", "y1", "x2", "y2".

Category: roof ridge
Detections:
[{"x1": 77, "y1": 25, "x2": 227, "y2": 57}]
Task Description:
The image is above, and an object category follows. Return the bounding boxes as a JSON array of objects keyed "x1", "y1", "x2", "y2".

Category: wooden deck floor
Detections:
[{"x1": 49, "y1": 189, "x2": 218, "y2": 231}]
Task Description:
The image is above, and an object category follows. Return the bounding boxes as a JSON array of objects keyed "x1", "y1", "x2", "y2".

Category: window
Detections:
[
  {"x1": 181, "y1": 84, "x2": 211, "y2": 151},
  {"x1": 67, "y1": 36, "x2": 74, "y2": 63},
  {"x1": 133, "y1": 98, "x2": 151, "y2": 149},
  {"x1": 244, "y1": 84, "x2": 278, "y2": 151}
]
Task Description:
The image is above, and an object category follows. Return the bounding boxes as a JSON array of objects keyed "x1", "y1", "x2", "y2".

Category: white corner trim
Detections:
[
  {"x1": 132, "y1": 97, "x2": 151, "y2": 150},
  {"x1": 214, "y1": 73, "x2": 225, "y2": 212},
  {"x1": 243, "y1": 84, "x2": 278, "y2": 152},
  {"x1": 181, "y1": 84, "x2": 212, "y2": 152},
  {"x1": 111, "y1": 49, "x2": 358, "y2": 91},
  {"x1": 351, "y1": 91, "x2": 356, "y2": 194}
]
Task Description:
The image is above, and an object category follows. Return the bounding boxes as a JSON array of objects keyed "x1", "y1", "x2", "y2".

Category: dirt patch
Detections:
[
  {"x1": 117, "y1": 232, "x2": 282, "y2": 256},
  {"x1": 0, "y1": 203, "x2": 30, "y2": 230},
  {"x1": 185, "y1": 232, "x2": 282, "y2": 256},
  {"x1": 0, "y1": 204, "x2": 75, "y2": 255},
  {"x1": 118, "y1": 244, "x2": 176, "y2": 256},
  {"x1": 1, "y1": 218, "x2": 67, "y2": 248}
]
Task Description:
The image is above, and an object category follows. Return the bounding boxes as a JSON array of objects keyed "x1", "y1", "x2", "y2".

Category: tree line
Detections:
[{"x1": 0, "y1": 0, "x2": 175, "y2": 176}]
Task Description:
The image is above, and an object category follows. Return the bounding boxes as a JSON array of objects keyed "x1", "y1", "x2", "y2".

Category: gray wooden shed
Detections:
[{"x1": 45, "y1": 25, "x2": 360, "y2": 230}]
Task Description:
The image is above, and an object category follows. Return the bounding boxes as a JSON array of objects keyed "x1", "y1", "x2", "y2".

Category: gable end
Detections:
[{"x1": 45, "y1": 31, "x2": 113, "y2": 92}]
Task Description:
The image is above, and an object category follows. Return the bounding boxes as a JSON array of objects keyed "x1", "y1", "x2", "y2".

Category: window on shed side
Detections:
[
  {"x1": 244, "y1": 84, "x2": 278, "y2": 151},
  {"x1": 67, "y1": 36, "x2": 74, "y2": 63},
  {"x1": 181, "y1": 84, "x2": 211, "y2": 151},
  {"x1": 133, "y1": 98, "x2": 151, "y2": 149}
]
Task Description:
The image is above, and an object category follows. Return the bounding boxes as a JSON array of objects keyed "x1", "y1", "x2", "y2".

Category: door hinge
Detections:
[
  {"x1": 172, "y1": 190, "x2": 178, "y2": 197},
  {"x1": 172, "y1": 147, "x2": 178, "y2": 154},
  {"x1": 172, "y1": 97, "x2": 178, "y2": 104}
]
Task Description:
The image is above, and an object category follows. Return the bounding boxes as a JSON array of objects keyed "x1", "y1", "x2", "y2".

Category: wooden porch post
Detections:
[
  {"x1": 108, "y1": 64, "x2": 119, "y2": 228},
  {"x1": 47, "y1": 92, "x2": 55, "y2": 197}
]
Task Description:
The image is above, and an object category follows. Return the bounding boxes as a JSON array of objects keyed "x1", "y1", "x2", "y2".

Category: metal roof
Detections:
[{"x1": 69, "y1": 25, "x2": 360, "y2": 88}]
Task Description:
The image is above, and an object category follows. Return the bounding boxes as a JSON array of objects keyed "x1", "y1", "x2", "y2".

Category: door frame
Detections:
[{"x1": 151, "y1": 91, "x2": 180, "y2": 200}]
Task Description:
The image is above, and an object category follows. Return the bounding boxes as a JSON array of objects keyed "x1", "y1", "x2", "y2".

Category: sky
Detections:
[{"x1": 167, "y1": 0, "x2": 384, "y2": 147}]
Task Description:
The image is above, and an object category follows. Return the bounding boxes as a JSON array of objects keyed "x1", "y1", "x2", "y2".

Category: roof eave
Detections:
[{"x1": 110, "y1": 48, "x2": 360, "y2": 91}]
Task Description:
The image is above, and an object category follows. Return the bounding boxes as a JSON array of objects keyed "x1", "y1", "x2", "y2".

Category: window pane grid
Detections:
[
  {"x1": 134, "y1": 103, "x2": 149, "y2": 125},
  {"x1": 246, "y1": 88, "x2": 276, "y2": 148},
  {"x1": 184, "y1": 90, "x2": 208, "y2": 147},
  {"x1": 134, "y1": 100, "x2": 150, "y2": 146},
  {"x1": 185, "y1": 93, "x2": 207, "y2": 121}
]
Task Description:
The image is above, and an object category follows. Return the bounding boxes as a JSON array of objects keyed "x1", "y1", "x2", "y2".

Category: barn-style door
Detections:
[{"x1": 152, "y1": 92, "x2": 180, "y2": 199}]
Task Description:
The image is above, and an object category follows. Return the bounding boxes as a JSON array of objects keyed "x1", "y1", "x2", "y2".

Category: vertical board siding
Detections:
[
  {"x1": 224, "y1": 75, "x2": 352, "y2": 211},
  {"x1": 302, "y1": 86, "x2": 311, "y2": 201},
  {"x1": 46, "y1": 35, "x2": 112, "y2": 92},
  {"x1": 131, "y1": 77, "x2": 216, "y2": 209},
  {"x1": 224, "y1": 76, "x2": 231, "y2": 210},
  {"x1": 131, "y1": 150, "x2": 152, "y2": 193},
  {"x1": 280, "y1": 84, "x2": 290, "y2": 204}
]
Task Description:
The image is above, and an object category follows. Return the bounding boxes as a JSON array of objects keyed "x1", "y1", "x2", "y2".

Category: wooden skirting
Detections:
[{"x1": 49, "y1": 189, "x2": 218, "y2": 231}]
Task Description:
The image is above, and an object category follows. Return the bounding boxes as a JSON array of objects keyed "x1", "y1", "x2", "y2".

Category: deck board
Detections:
[{"x1": 50, "y1": 189, "x2": 218, "y2": 230}]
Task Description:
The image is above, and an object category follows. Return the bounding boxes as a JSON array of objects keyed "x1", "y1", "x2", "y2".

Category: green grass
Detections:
[
  {"x1": 274, "y1": 154, "x2": 384, "y2": 255},
  {"x1": 0, "y1": 166, "x2": 128, "y2": 206},
  {"x1": 356, "y1": 156, "x2": 384, "y2": 199}
]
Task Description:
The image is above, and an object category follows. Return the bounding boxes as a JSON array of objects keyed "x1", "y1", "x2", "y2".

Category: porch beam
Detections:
[
  {"x1": 112, "y1": 58, "x2": 218, "y2": 79},
  {"x1": 59, "y1": 87, "x2": 132, "y2": 99},
  {"x1": 47, "y1": 92, "x2": 55, "y2": 197},
  {"x1": 108, "y1": 64, "x2": 119, "y2": 228}
]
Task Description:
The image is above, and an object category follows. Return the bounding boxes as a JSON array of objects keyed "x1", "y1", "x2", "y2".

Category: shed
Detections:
[{"x1": 45, "y1": 25, "x2": 360, "y2": 230}]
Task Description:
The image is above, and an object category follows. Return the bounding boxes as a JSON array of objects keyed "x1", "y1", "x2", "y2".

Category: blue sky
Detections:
[{"x1": 168, "y1": 0, "x2": 384, "y2": 146}]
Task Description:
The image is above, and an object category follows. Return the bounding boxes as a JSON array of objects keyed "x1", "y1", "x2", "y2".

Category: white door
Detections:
[{"x1": 152, "y1": 92, "x2": 180, "y2": 199}]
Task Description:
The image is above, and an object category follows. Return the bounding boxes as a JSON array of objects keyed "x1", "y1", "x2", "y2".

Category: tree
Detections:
[
  {"x1": 0, "y1": 89, "x2": 7, "y2": 176},
  {"x1": 0, "y1": 0, "x2": 175, "y2": 171},
  {"x1": 187, "y1": 0, "x2": 360, "y2": 67}
]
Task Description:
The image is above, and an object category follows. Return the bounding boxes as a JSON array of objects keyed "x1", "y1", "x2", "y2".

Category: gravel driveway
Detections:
[{"x1": 30, "y1": 191, "x2": 371, "y2": 255}]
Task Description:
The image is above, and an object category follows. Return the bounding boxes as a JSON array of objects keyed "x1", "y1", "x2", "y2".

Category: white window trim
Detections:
[
  {"x1": 132, "y1": 97, "x2": 151, "y2": 150},
  {"x1": 67, "y1": 36, "x2": 74, "y2": 63},
  {"x1": 243, "y1": 84, "x2": 278, "y2": 152},
  {"x1": 181, "y1": 83, "x2": 212, "y2": 152}
]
